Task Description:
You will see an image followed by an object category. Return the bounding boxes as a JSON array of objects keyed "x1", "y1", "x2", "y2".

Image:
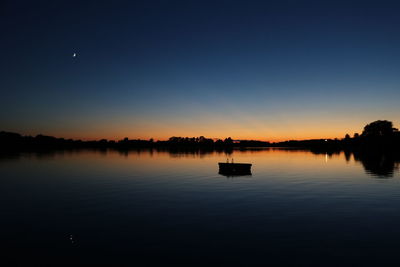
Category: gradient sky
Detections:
[{"x1": 1, "y1": 0, "x2": 400, "y2": 141}]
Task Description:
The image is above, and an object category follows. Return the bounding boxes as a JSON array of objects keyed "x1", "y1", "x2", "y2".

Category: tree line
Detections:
[
  {"x1": 1, "y1": 120, "x2": 399, "y2": 151},
  {"x1": 273, "y1": 120, "x2": 400, "y2": 150},
  {"x1": 0, "y1": 132, "x2": 270, "y2": 151}
]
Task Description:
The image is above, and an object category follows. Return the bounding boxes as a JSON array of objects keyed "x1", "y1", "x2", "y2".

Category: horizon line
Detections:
[{"x1": 0, "y1": 130, "x2": 352, "y2": 143}]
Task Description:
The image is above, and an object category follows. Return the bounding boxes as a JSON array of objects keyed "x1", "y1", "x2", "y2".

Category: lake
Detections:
[{"x1": 1, "y1": 148, "x2": 400, "y2": 266}]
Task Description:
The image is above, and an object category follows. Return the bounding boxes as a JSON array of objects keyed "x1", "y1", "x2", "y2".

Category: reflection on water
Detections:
[
  {"x1": 1, "y1": 148, "x2": 400, "y2": 266},
  {"x1": 307, "y1": 149, "x2": 400, "y2": 178},
  {"x1": 2, "y1": 148, "x2": 399, "y2": 178},
  {"x1": 353, "y1": 150, "x2": 400, "y2": 178}
]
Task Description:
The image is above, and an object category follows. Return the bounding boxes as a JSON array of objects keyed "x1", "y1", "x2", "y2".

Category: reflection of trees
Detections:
[
  {"x1": 353, "y1": 150, "x2": 400, "y2": 178},
  {"x1": 309, "y1": 149, "x2": 341, "y2": 157},
  {"x1": 3, "y1": 147, "x2": 400, "y2": 178},
  {"x1": 308, "y1": 148, "x2": 400, "y2": 178},
  {"x1": 344, "y1": 150, "x2": 352, "y2": 162}
]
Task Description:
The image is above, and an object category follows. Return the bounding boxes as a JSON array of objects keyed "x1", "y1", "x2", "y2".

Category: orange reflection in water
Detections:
[
  {"x1": 36, "y1": 148, "x2": 359, "y2": 179},
  {"x1": 14, "y1": 148, "x2": 397, "y2": 180}
]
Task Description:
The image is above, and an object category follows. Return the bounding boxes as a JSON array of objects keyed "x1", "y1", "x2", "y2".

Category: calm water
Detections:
[{"x1": 1, "y1": 149, "x2": 400, "y2": 266}]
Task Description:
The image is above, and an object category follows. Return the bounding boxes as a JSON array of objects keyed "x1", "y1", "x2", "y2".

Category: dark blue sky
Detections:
[{"x1": 1, "y1": 0, "x2": 400, "y2": 140}]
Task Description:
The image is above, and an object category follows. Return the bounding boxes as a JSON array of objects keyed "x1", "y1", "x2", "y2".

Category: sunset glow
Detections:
[{"x1": 1, "y1": 1, "x2": 400, "y2": 141}]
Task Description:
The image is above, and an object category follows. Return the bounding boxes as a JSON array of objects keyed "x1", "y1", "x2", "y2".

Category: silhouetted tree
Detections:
[
  {"x1": 215, "y1": 139, "x2": 224, "y2": 146},
  {"x1": 362, "y1": 120, "x2": 397, "y2": 137},
  {"x1": 224, "y1": 137, "x2": 233, "y2": 145}
]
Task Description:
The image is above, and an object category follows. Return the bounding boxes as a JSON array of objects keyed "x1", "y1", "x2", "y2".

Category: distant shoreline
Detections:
[
  {"x1": 2, "y1": 119, "x2": 400, "y2": 152},
  {"x1": 2, "y1": 134, "x2": 400, "y2": 153}
]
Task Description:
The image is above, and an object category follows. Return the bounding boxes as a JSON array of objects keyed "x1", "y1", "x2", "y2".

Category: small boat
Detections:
[{"x1": 218, "y1": 161, "x2": 252, "y2": 176}]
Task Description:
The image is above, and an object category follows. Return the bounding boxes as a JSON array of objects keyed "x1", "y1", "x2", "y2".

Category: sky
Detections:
[{"x1": 1, "y1": 0, "x2": 400, "y2": 141}]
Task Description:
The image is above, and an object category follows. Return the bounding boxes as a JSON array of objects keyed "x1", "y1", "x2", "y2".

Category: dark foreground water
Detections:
[{"x1": 1, "y1": 148, "x2": 400, "y2": 266}]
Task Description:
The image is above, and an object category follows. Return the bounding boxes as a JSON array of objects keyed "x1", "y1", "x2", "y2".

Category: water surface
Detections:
[{"x1": 1, "y1": 149, "x2": 400, "y2": 266}]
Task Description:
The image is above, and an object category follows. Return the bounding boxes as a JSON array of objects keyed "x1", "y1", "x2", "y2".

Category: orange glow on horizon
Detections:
[
  {"x1": 10, "y1": 116, "x2": 398, "y2": 143},
  {"x1": 34, "y1": 129, "x2": 355, "y2": 143}
]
